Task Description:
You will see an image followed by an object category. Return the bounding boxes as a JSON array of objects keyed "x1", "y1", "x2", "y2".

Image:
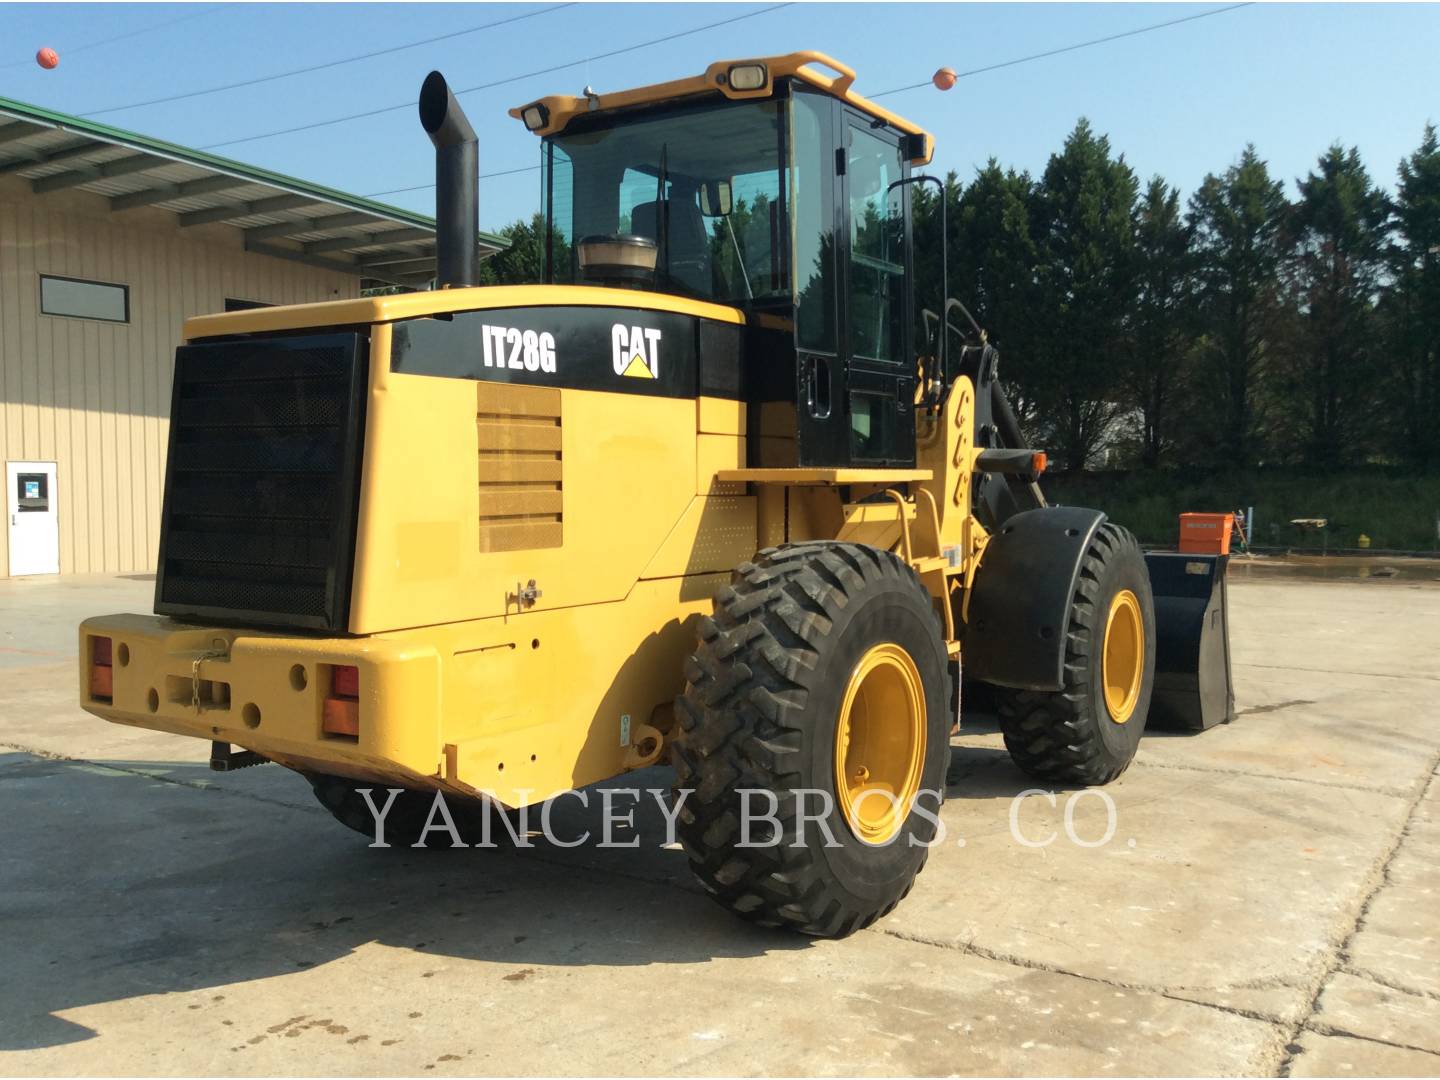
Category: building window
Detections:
[
  {"x1": 224, "y1": 298, "x2": 272, "y2": 312},
  {"x1": 39, "y1": 274, "x2": 129, "y2": 323}
]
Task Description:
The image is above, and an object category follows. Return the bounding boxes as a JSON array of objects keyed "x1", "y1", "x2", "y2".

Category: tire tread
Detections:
[
  {"x1": 674, "y1": 542, "x2": 949, "y2": 937},
  {"x1": 995, "y1": 522, "x2": 1149, "y2": 786}
]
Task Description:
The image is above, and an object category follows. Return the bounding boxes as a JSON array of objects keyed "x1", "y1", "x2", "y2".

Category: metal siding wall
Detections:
[{"x1": 0, "y1": 184, "x2": 358, "y2": 577}]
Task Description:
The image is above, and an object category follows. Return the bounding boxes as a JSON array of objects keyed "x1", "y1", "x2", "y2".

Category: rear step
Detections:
[{"x1": 209, "y1": 741, "x2": 269, "y2": 772}]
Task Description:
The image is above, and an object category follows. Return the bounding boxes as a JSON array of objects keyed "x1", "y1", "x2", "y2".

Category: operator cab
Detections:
[{"x1": 514, "y1": 54, "x2": 933, "y2": 470}]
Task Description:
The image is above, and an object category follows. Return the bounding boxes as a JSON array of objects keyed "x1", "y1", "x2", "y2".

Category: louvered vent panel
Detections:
[{"x1": 476, "y1": 383, "x2": 563, "y2": 553}]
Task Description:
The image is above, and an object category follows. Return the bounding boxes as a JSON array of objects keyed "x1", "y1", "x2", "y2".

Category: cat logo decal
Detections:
[{"x1": 612, "y1": 323, "x2": 661, "y2": 380}]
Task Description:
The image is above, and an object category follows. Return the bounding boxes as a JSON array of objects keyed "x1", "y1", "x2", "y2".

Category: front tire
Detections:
[
  {"x1": 995, "y1": 522, "x2": 1156, "y2": 786},
  {"x1": 673, "y1": 542, "x2": 951, "y2": 938}
]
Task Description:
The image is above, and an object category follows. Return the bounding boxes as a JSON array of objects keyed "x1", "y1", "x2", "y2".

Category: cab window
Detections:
[
  {"x1": 846, "y1": 126, "x2": 906, "y2": 363},
  {"x1": 545, "y1": 99, "x2": 788, "y2": 307}
]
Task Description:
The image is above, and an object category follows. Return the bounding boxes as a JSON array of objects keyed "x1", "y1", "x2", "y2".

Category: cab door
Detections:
[
  {"x1": 788, "y1": 91, "x2": 915, "y2": 468},
  {"x1": 789, "y1": 88, "x2": 848, "y2": 466},
  {"x1": 839, "y1": 114, "x2": 915, "y2": 466}
]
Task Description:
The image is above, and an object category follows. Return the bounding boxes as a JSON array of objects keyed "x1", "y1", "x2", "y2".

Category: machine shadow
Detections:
[
  {"x1": 0, "y1": 756, "x2": 807, "y2": 1053},
  {"x1": 7, "y1": 687, "x2": 1181, "y2": 1050},
  {"x1": 946, "y1": 690, "x2": 1205, "y2": 799},
  {"x1": 942, "y1": 700, "x2": 1026, "y2": 800}
]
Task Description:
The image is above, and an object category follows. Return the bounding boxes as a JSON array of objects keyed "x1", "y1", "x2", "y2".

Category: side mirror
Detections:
[{"x1": 698, "y1": 179, "x2": 733, "y2": 217}]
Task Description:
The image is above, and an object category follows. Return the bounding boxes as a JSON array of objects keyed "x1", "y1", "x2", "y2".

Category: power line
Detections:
[
  {"x1": 367, "y1": 163, "x2": 542, "y2": 199},
  {"x1": 365, "y1": 3, "x2": 1253, "y2": 201},
  {"x1": 1, "y1": 5, "x2": 226, "y2": 70},
  {"x1": 196, "y1": 2, "x2": 794, "y2": 152},
  {"x1": 79, "y1": 4, "x2": 576, "y2": 119},
  {"x1": 871, "y1": 2, "x2": 1256, "y2": 99}
]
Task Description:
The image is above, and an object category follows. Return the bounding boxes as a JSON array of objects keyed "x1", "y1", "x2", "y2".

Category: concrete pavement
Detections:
[{"x1": 0, "y1": 571, "x2": 1437, "y2": 1076}]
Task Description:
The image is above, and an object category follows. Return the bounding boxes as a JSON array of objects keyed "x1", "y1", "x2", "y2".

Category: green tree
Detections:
[
  {"x1": 1383, "y1": 124, "x2": 1440, "y2": 466},
  {"x1": 477, "y1": 212, "x2": 569, "y2": 286},
  {"x1": 1030, "y1": 119, "x2": 1139, "y2": 469},
  {"x1": 1126, "y1": 177, "x2": 1196, "y2": 468},
  {"x1": 1277, "y1": 144, "x2": 1391, "y2": 467},
  {"x1": 951, "y1": 162, "x2": 1044, "y2": 421},
  {"x1": 1186, "y1": 146, "x2": 1289, "y2": 467},
  {"x1": 707, "y1": 193, "x2": 769, "y2": 297},
  {"x1": 911, "y1": 169, "x2": 963, "y2": 346}
]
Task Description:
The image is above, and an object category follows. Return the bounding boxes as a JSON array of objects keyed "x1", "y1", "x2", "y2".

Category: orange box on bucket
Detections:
[{"x1": 1178, "y1": 512, "x2": 1234, "y2": 555}]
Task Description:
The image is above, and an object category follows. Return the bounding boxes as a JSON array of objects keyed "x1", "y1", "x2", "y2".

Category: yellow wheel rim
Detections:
[
  {"x1": 834, "y1": 643, "x2": 926, "y2": 845},
  {"x1": 1102, "y1": 589, "x2": 1144, "y2": 724}
]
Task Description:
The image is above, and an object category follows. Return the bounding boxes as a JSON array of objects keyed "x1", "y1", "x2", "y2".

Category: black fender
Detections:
[{"x1": 963, "y1": 506, "x2": 1107, "y2": 691}]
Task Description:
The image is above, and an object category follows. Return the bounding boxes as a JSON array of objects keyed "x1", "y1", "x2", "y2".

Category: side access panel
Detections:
[{"x1": 963, "y1": 506, "x2": 1106, "y2": 691}]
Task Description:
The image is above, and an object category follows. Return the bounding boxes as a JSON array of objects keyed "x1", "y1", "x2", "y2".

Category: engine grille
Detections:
[{"x1": 154, "y1": 333, "x2": 367, "y2": 631}]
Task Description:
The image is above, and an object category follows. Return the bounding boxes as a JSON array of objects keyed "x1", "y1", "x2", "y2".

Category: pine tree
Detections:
[
  {"x1": 1187, "y1": 146, "x2": 1288, "y2": 467},
  {"x1": 910, "y1": 168, "x2": 962, "y2": 336},
  {"x1": 1031, "y1": 119, "x2": 1139, "y2": 469},
  {"x1": 1279, "y1": 145, "x2": 1391, "y2": 467},
  {"x1": 1128, "y1": 177, "x2": 1196, "y2": 467},
  {"x1": 477, "y1": 213, "x2": 570, "y2": 285},
  {"x1": 948, "y1": 162, "x2": 1042, "y2": 417},
  {"x1": 1384, "y1": 124, "x2": 1440, "y2": 466}
]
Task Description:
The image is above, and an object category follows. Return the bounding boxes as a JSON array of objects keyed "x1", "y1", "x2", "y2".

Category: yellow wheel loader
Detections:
[{"x1": 79, "y1": 53, "x2": 1231, "y2": 937}]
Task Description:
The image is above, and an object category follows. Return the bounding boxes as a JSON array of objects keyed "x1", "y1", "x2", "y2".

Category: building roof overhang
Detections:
[{"x1": 0, "y1": 95, "x2": 508, "y2": 290}]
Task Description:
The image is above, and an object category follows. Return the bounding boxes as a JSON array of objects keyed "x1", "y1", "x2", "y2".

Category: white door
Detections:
[{"x1": 6, "y1": 461, "x2": 60, "y2": 576}]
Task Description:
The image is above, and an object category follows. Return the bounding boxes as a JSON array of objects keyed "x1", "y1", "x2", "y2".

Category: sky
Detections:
[{"x1": 2, "y1": 2, "x2": 1437, "y2": 234}]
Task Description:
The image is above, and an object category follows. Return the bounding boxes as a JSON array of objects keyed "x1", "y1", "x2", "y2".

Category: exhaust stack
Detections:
[{"x1": 419, "y1": 71, "x2": 478, "y2": 288}]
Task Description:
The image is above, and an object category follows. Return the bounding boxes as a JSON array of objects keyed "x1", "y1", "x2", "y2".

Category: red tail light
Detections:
[
  {"x1": 331, "y1": 664, "x2": 360, "y2": 698},
  {"x1": 90, "y1": 636, "x2": 113, "y2": 699},
  {"x1": 323, "y1": 664, "x2": 360, "y2": 737}
]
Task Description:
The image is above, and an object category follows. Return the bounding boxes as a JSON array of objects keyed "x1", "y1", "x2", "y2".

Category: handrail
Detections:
[{"x1": 786, "y1": 51, "x2": 858, "y2": 93}]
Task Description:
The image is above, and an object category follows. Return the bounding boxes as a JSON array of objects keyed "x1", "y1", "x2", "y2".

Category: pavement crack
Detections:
[
  {"x1": 873, "y1": 926, "x2": 1286, "y2": 1026},
  {"x1": 1153, "y1": 992, "x2": 1288, "y2": 1027},
  {"x1": 1133, "y1": 757, "x2": 1410, "y2": 797},
  {"x1": 1301, "y1": 1020, "x2": 1440, "y2": 1059},
  {"x1": 1337, "y1": 964, "x2": 1440, "y2": 1003},
  {"x1": 1236, "y1": 661, "x2": 1440, "y2": 683},
  {"x1": 876, "y1": 926, "x2": 1143, "y2": 988},
  {"x1": 0, "y1": 740, "x2": 318, "y2": 815},
  {"x1": 1273, "y1": 752, "x2": 1440, "y2": 1077}
]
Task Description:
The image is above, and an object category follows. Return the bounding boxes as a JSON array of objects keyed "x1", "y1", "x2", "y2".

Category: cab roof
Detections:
[{"x1": 508, "y1": 51, "x2": 934, "y2": 166}]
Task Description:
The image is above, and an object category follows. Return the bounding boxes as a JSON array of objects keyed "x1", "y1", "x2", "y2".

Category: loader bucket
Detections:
[{"x1": 1143, "y1": 552, "x2": 1235, "y2": 731}]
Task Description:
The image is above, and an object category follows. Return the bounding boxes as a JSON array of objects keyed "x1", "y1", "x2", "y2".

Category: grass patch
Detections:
[{"x1": 1042, "y1": 469, "x2": 1440, "y2": 553}]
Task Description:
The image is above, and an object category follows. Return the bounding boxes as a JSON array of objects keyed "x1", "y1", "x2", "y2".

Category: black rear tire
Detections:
[
  {"x1": 995, "y1": 522, "x2": 1155, "y2": 786},
  {"x1": 673, "y1": 542, "x2": 951, "y2": 938},
  {"x1": 306, "y1": 772, "x2": 512, "y2": 847}
]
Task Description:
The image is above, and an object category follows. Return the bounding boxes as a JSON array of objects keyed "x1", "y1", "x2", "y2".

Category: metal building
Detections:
[{"x1": 0, "y1": 96, "x2": 504, "y2": 578}]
